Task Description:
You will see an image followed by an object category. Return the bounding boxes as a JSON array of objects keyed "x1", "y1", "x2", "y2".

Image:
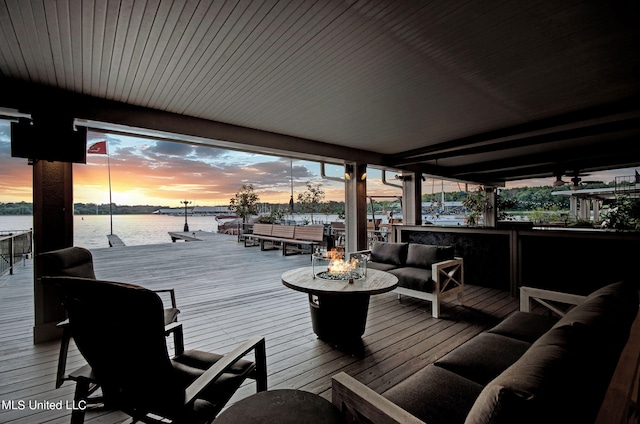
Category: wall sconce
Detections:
[
  {"x1": 345, "y1": 164, "x2": 366, "y2": 181},
  {"x1": 394, "y1": 174, "x2": 412, "y2": 182},
  {"x1": 393, "y1": 174, "x2": 426, "y2": 182}
]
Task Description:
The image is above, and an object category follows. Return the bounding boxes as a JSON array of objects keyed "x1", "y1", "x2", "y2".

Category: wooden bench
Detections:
[
  {"x1": 259, "y1": 225, "x2": 295, "y2": 251},
  {"x1": 244, "y1": 223, "x2": 273, "y2": 247},
  {"x1": 283, "y1": 225, "x2": 325, "y2": 256}
]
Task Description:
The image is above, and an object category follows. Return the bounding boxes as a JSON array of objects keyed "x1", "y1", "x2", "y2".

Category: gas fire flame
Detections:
[{"x1": 327, "y1": 249, "x2": 359, "y2": 275}]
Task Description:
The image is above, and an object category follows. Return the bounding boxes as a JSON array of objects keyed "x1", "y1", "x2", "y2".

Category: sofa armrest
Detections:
[
  {"x1": 331, "y1": 372, "x2": 425, "y2": 424},
  {"x1": 519, "y1": 286, "x2": 586, "y2": 314},
  {"x1": 596, "y1": 310, "x2": 640, "y2": 424},
  {"x1": 431, "y1": 257, "x2": 464, "y2": 294},
  {"x1": 349, "y1": 249, "x2": 371, "y2": 259}
]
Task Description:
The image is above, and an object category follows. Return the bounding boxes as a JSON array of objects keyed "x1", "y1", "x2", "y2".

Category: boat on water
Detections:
[
  {"x1": 422, "y1": 214, "x2": 466, "y2": 226},
  {"x1": 215, "y1": 215, "x2": 246, "y2": 235}
]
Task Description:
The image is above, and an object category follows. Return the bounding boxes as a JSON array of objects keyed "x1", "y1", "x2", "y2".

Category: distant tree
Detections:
[
  {"x1": 0, "y1": 202, "x2": 33, "y2": 215},
  {"x1": 229, "y1": 184, "x2": 260, "y2": 224},
  {"x1": 297, "y1": 182, "x2": 325, "y2": 223}
]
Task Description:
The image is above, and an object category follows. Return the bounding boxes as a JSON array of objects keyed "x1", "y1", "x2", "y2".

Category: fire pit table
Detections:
[{"x1": 281, "y1": 266, "x2": 398, "y2": 348}]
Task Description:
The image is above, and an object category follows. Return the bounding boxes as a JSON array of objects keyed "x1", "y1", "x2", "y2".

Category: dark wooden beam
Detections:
[{"x1": 0, "y1": 78, "x2": 384, "y2": 166}]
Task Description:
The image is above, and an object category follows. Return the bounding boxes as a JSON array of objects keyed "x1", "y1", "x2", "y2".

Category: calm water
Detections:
[
  {"x1": 0, "y1": 214, "x2": 223, "y2": 249},
  {"x1": 1, "y1": 213, "x2": 463, "y2": 249},
  {"x1": 0, "y1": 213, "x2": 345, "y2": 249}
]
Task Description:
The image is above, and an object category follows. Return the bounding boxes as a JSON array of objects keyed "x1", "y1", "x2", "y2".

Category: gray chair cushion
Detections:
[
  {"x1": 435, "y1": 333, "x2": 531, "y2": 386},
  {"x1": 40, "y1": 246, "x2": 97, "y2": 279},
  {"x1": 405, "y1": 244, "x2": 438, "y2": 268},
  {"x1": 366, "y1": 261, "x2": 398, "y2": 272},
  {"x1": 370, "y1": 242, "x2": 408, "y2": 266},
  {"x1": 465, "y1": 326, "x2": 579, "y2": 424},
  {"x1": 554, "y1": 281, "x2": 639, "y2": 335},
  {"x1": 487, "y1": 311, "x2": 558, "y2": 343},
  {"x1": 405, "y1": 244, "x2": 454, "y2": 268},
  {"x1": 466, "y1": 311, "x2": 635, "y2": 424},
  {"x1": 389, "y1": 267, "x2": 435, "y2": 293},
  {"x1": 163, "y1": 308, "x2": 181, "y2": 326},
  {"x1": 384, "y1": 365, "x2": 483, "y2": 424}
]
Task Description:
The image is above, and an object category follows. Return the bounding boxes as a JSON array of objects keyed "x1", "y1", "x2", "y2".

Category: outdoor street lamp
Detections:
[{"x1": 181, "y1": 200, "x2": 192, "y2": 231}]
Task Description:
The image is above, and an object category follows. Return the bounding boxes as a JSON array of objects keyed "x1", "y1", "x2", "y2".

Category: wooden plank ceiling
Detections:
[{"x1": 1, "y1": 0, "x2": 639, "y2": 185}]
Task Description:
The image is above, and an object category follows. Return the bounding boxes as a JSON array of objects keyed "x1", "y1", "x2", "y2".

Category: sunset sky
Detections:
[
  {"x1": 0, "y1": 119, "x2": 402, "y2": 206},
  {"x1": 1, "y1": 119, "x2": 636, "y2": 207}
]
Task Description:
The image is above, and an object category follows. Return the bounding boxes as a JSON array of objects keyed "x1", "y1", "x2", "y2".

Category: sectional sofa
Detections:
[{"x1": 332, "y1": 281, "x2": 640, "y2": 424}]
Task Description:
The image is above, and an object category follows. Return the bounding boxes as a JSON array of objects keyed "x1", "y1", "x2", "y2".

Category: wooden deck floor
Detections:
[{"x1": 0, "y1": 233, "x2": 519, "y2": 423}]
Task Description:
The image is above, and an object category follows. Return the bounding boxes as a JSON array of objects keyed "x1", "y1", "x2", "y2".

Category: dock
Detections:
[
  {"x1": 168, "y1": 230, "x2": 221, "y2": 242},
  {"x1": 0, "y1": 233, "x2": 519, "y2": 424},
  {"x1": 106, "y1": 234, "x2": 125, "y2": 247}
]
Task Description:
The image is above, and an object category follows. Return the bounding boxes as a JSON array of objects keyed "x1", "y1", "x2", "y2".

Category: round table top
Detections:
[
  {"x1": 281, "y1": 267, "x2": 398, "y2": 296},
  {"x1": 214, "y1": 389, "x2": 343, "y2": 424}
]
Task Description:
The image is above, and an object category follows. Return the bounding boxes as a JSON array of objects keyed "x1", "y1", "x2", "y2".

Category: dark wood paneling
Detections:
[
  {"x1": 403, "y1": 228, "x2": 511, "y2": 290},
  {"x1": 519, "y1": 231, "x2": 640, "y2": 295}
]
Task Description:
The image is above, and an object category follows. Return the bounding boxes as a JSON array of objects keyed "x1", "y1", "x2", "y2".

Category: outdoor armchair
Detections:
[
  {"x1": 43, "y1": 276, "x2": 267, "y2": 424},
  {"x1": 39, "y1": 246, "x2": 181, "y2": 390}
]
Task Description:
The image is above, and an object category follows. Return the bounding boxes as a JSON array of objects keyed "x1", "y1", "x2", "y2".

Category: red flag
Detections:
[{"x1": 87, "y1": 141, "x2": 107, "y2": 155}]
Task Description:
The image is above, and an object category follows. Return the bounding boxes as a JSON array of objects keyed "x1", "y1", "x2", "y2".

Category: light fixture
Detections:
[
  {"x1": 344, "y1": 164, "x2": 353, "y2": 180},
  {"x1": 394, "y1": 174, "x2": 412, "y2": 182},
  {"x1": 344, "y1": 164, "x2": 366, "y2": 181}
]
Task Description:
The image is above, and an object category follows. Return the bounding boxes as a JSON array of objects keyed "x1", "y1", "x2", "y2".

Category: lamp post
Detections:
[{"x1": 181, "y1": 200, "x2": 192, "y2": 231}]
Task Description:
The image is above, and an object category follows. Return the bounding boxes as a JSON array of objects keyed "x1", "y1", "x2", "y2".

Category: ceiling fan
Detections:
[{"x1": 552, "y1": 172, "x2": 593, "y2": 190}]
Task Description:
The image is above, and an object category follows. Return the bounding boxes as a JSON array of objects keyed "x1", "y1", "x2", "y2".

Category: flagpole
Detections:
[
  {"x1": 289, "y1": 159, "x2": 294, "y2": 216},
  {"x1": 107, "y1": 141, "x2": 113, "y2": 235}
]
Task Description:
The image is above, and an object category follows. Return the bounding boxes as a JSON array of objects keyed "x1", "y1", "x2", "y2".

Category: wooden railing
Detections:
[{"x1": 0, "y1": 230, "x2": 33, "y2": 275}]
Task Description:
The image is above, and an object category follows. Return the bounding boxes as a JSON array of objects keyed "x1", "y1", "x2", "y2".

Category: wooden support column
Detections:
[
  {"x1": 570, "y1": 196, "x2": 578, "y2": 218},
  {"x1": 401, "y1": 172, "x2": 422, "y2": 226},
  {"x1": 593, "y1": 199, "x2": 600, "y2": 222},
  {"x1": 32, "y1": 160, "x2": 74, "y2": 343},
  {"x1": 344, "y1": 163, "x2": 367, "y2": 253},
  {"x1": 580, "y1": 198, "x2": 590, "y2": 220},
  {"x1": 485, "y1": 186, "x2": 497, "y2": 227}
]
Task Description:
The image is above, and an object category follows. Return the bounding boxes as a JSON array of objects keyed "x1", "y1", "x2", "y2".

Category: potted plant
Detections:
[
  {"x1": 461, "y1": 187, "x2": 487, "y2": 226},
  {"x1": 600, "y1": 195, "x2": 640, "y2": 231}
]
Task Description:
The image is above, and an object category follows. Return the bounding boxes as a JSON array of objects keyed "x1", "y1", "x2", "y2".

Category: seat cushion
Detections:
[
  {"x1": 465, "y1": 326, "x2": 577, "y2": 424},
  {"x1": 435, "y1": 333, "x2": 531, "y2": 386},
  {"x1": 366, "y1": 261, "x2": 398, "y2": 272},
  {"x1": 487, "y1": 311, "x2": 558, "y2": 343},
  {"x1": 172, "y1": 349, "x2": 255, "y2": 377},
  {"x1": 389, "y1": 267, "x2": 435, "y2": 292},
  {"x1": 171, "y1": 350, "x2": 256, "y2": 417},
  {"x1": 370, "y1": 242, "x2": 408, "y2": 266},
  {"x1": 466, "y1": 322, "x2": 625, "y2": 424},
  {"x1": 163, "y1": 307, "x2": 180, "y2": 325},
  {"x1": 384, "y1": 365, "x2": 483, "y2": 424}
]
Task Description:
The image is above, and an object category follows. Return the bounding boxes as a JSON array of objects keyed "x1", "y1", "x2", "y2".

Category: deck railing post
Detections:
[{"x1": 9, "y1": 236, "x2": 14, "y2": 275}]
